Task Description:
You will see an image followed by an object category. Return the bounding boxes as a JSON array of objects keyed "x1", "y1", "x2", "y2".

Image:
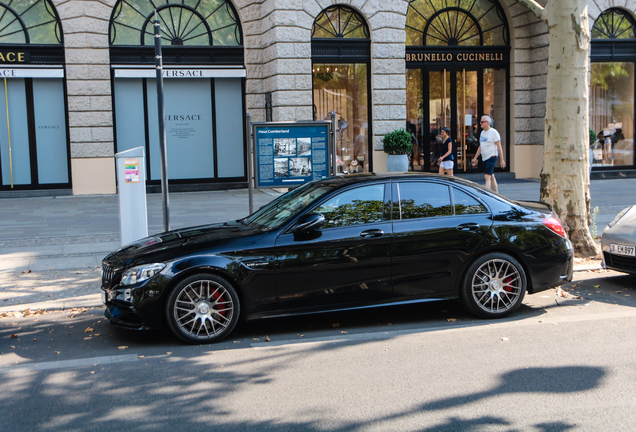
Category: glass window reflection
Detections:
[
  {"x1": 313, "y1": 185, "x2": 384, "y2": 228},
  {"x1": 453, "y1": 188, "x2": 487, "y2": 215},
  {"x1": 590, "y1": 62, "x2": 634, "y2": 168},
  {"x1": 397, "y1": 183, "x2": 452, "y2": 219}
]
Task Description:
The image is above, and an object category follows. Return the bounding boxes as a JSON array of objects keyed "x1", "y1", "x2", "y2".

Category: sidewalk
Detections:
[{"x1": 2, "y1": 178, "x2": 634, "y2": 314}]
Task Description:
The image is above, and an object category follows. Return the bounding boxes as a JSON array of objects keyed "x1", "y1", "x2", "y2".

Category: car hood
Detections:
[{"x1": 104, "y1": 221, "x2": 265, "y2": 266}]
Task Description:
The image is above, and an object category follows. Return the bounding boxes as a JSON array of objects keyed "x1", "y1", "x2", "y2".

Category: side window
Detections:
[
  {"x1": 313, "y1": 184, "x2": 385, "y2": 228},
  {"x1": 397, "y1": 182, "x2": 452, "y2": 219},
  {"x1": 453, "y1": 188, "x2": 488, "y2": 215}
]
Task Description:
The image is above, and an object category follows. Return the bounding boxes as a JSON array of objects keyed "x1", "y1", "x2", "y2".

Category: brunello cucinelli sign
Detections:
[
  {"x1": 406, "y1": 52, "x2": 506, "y2": 62},
  {"x1": 0, "y1": 52, "x2": 29, "y2": 63}
]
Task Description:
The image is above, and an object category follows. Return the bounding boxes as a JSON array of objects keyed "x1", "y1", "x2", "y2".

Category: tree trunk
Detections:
[{"x1": 539, "y1": 0, "x2": 599, "y2": 257}]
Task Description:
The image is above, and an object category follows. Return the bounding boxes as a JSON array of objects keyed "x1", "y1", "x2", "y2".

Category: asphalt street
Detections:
[{"x1": 1, "y1": 267, "x2": 635, "y2": 431}]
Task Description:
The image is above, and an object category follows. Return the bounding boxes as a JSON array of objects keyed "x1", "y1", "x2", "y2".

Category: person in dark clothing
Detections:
[{"x1": 436, "y1": 127, "x2": 454, "y2": 176}]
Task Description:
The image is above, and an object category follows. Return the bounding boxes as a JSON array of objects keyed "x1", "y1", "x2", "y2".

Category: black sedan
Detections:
[{"x1": 101, "y1": 173, "x2": 573, "y2": 344}]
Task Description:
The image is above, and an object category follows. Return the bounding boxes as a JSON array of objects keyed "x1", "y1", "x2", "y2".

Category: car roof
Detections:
[{"x1": 316, "y1": 172, "x2": 480, "y2": 188}]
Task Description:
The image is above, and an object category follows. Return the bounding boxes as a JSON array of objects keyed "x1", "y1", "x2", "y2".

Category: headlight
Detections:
[
  {"x1": 120, "y1": 263, "x2": 166, "y2": 286},
  {"x1": 608, "y1": 205, "x2": 634, "y2": 228}
]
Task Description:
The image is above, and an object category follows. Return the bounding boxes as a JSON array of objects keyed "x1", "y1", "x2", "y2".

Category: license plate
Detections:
[
  {"x1": 610, "y1": 244, "x2": 636, "y2": 256},
  {"x1": 101, "y1": 290, "x2": 107, "y2": 304}
]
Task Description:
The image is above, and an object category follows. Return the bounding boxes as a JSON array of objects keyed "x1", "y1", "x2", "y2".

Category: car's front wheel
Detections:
[
  {"x1": 461, "y1": 253, "x2": 527, "y2": 318},
  {"x1": 166, "y1": 274, "x2": 240, "y2": 344}
]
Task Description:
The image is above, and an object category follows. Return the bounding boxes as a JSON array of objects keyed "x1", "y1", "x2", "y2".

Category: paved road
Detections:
[{"x1": 1, "y1": 268, "x2": 635, "y2": 431}]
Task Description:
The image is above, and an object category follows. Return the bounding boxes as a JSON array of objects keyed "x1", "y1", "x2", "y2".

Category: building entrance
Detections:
[{"x1": 407, "y1": 66, "x2": 507, "y2": 174}]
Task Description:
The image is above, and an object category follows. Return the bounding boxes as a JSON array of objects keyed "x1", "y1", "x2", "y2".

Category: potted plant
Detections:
[{"x1": 382, "y1": 129, "x2": 413, "y2": 172}]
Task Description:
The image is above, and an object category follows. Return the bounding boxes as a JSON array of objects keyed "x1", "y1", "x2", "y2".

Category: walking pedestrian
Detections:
[
  {"x1": 471, "y1": 115, "x2": 505, "y2": 192},
  {"x1": 436, "y1": 127, "x2": 454, "y2": 176}
]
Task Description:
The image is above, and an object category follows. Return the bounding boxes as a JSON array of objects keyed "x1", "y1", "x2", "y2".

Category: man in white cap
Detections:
[{"x1": 472, "y1": 115, "x2": 505, "y2": 192}]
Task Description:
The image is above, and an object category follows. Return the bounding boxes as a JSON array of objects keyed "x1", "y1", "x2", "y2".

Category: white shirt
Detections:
[{"x1": 479, "y1": 128, "x2": 501, "y2": 160}]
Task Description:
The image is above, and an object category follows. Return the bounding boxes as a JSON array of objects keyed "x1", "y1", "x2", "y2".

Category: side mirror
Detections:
[{"x1": 294, "y1": 213, "x2": 325, "y2": 232}]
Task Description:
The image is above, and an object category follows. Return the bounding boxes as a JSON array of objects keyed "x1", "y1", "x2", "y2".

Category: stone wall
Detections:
[{"x1": 55, "y1": 0, "x2": 115, "y2": 160}]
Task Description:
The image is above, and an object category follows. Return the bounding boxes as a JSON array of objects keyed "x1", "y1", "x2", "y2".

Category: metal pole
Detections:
[
  {"x1": 154, "y1": 13, "x2": 170, "y2": 232},
  {"x1": 246, "y1": 112, "x2": 253, "y2": 214},
  {"x1": 331, "y1": 110, "x2": 337, "y2": 176}
]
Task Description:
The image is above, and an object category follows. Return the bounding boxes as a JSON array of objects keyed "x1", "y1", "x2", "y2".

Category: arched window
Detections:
[
  {"x1": 312, "y1": 6, "x2": 371, "y2": 173},
  {"x1": 0, "y1": 0, "x2": 62, "y2": 44},
  {"x1": 590, "y1": 8, "x2": 636, "y2": 170},
  {"x1": 110, "y1": 0, "x2": 242, "y2": 46},
  {"x1": 592, "y1": 8, "x2": 635, "y2": 40},
  {"x1": 312, "y1": 5, "x2": 369, "y2": 39},
  {"x1": 406, "y1": 0, "x2": 508, "y2": 46}
]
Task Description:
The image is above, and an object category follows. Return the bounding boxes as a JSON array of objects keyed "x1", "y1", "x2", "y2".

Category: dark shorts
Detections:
[{"x1": 484, "y1": 156, "x2": 498, "y2": 175}]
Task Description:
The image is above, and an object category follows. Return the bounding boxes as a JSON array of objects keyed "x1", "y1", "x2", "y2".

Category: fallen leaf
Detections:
[
  {"x1": 55, "y1": 351, "x2": 60, "y2": 354},
  {"x1": 117, "y1": 346, "x2": 128, "y2": 350},
  {"x1": 299, "y1": 334, "x2": 305, "y2": 337},
  {"x1": 90, "y1": 371, "x2": 95, "y2": 374},
  {"x1": 447, "y1": 318, "x2": 457, "y2": 322},
  {"x1": 67, "y1": 332, "x2": 72, "y2": 335},
  {"x1": 33, "y1": 338, "x2": 37, "y2": 341},
  {"x1": 94, "y1": 334, "x2": 100, "y2": 337},
  {"x1": 341, "y1": 331, "x2": 347, "y2": 334},
  {"x1": 84, "y1": 337, "x2": 92, "y2": 340},
  {"x1": 10, "y1": 346, "x2": 15, "y2": 349},
  {"x1": 85, "y1": 327, "x2": 94, "y2": 333},
  {"x1": 332, "y1": 323, "x2": 340, "y2": 328},
  {"x1": 10, "y1": 334, "x2": 17, "y2": 338},
  {"x1": 265, "y1": 336, "x2": 271, "y2": 342},
  {"x1": 616, "y1": 291, "x2": 622, "y2": 294},
  {"x1": 138, "y1": 355, "x2": 145, "y2": 359},
  {"x1": 252, "y1": 338, "x2": 259, "y2": 341},
  {"x1": 233, "y1": 341, "x2": 239, "y2": 343},
  {"x1": 594, "y1": 285, "x2": 600, "y2": 288},
  {"x1": 166, "y1": 352, "x2": 172, "y2": 355}
]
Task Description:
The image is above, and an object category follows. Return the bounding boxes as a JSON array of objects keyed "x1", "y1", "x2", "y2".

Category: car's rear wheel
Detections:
[
  {"x1": 461, "y1": 253, "x2": 527, "y2": 318},
  {"x1": 166, "y1": 274, "x2": 240, "y2": 344}
]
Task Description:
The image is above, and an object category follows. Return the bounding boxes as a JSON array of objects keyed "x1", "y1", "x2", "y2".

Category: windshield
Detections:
[{"x1": 244, "y1": 181, "x2": 337, "y2": 229}]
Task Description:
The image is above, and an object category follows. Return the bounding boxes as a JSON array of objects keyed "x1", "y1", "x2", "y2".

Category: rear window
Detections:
[
  {"x1": 395, "y1": 182, "x2": 452, "y2": 219},
  {"x1": 453, "y1": 188, "x2": 488, "y2": 215}
]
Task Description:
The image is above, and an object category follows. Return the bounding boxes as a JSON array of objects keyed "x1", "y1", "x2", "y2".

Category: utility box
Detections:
[{"x1": 115, "y1": 147, "x2": 148, "y2": 246}]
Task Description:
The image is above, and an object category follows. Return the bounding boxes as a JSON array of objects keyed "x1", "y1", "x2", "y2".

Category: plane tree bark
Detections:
[{"x1": 517, "y1": 0, "x2": 599, "y2": 257}]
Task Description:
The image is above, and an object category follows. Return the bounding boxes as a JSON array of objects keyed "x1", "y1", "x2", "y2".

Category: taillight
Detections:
[{"x1": 543, "y1": 217, "x2": 567, "y2": 238}]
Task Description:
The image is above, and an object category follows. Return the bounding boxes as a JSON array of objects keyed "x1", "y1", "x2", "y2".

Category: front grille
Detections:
[
  {"x1": 604, "y1": 252, "x2": 636, "y2": 273},
  {"x1": 102, "y1": 263, "x2": 122, "y2": 288}
]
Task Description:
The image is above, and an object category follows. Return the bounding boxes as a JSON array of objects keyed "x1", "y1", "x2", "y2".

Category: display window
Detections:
[
  {"x1": 109, "y1": 0, "x2": 246, "y2": 187},
  {"x1": 590, "y1": 9, "x2": 636, "y2": 170},
  {"x1": 405, "y1": 0, "x2": 510, "y2": 174},
  {"x1": 0, "y1": 0, "x2": 69, "y2": 191},
  {"x1": 311, "y1": 5, "x2": 372, "y2": 174}
]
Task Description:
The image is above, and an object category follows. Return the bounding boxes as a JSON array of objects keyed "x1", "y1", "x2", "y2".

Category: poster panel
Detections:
[{"x1": 252, "y1": 122, "x2": 331, "y2": 189}]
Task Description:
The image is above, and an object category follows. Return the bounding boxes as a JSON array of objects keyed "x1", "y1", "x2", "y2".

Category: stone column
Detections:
[
  {"x1": 56, "y1": 0, "x2": 115, "y2": 195},
  {"x1": 369, "y1": 1, "x2": 408, "y2": 172}
]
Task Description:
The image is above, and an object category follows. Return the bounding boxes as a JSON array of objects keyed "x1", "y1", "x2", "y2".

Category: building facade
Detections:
[{"x1": 0, "y1": 0, "x2": 633, "y2": 195}]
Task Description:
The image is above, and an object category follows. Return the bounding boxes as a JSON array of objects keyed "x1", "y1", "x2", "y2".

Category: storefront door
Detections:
[{"x1": 407, "y1": 67, "x2": 507, "y2": 174}]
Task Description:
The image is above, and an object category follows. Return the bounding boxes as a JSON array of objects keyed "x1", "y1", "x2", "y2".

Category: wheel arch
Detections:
[
  {"x1": 161, "y1": 266, "x2": 248, "y2": 321},
  {"x1": 459, "y1": 246, "x2": 534, "y2": 294}
]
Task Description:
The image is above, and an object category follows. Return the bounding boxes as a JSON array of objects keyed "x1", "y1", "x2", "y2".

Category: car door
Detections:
[
  {"x1": 274, "y1": 183, "x2": 393, "y2": 312},
  {"x1": 391, "y1": 181, "x2": 492, "y2": 298}
]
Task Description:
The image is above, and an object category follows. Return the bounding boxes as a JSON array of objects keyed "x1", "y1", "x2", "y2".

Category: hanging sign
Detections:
[{"x1": 252, "y1": 121, "x2": 332, "y2": 189}]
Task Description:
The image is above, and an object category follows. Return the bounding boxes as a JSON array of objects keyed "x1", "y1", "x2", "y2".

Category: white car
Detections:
[{"x1": 602, "y1": 205, "x2": 636, "y2": 274}]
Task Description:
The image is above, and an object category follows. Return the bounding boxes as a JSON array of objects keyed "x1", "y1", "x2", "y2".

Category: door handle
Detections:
[
  {"x1": 456, "y1": 222, "x2": 480, "y2": 232},
  {"x1": 360, "y1": 229, "x2": 384, "y2": 238}
]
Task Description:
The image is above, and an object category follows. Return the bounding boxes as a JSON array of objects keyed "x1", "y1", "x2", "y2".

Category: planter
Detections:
[{"x1": 386, "y1": 154, "x2": 409, "y2": 172}]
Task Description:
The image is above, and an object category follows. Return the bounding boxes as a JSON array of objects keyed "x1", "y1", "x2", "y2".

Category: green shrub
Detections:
[
  {"x1": 382, "y1": 129, "x2": 413, "y2": 155},
  {"x1": 589, "y1": 129, "x2": 597, "y2": 148}
]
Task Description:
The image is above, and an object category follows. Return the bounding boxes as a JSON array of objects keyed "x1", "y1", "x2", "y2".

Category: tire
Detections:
[
  {"x1": 461, "y1": 253, "x2": 527, "y2": 319},
  {"x1": 166, "y1": 273, "x2": 240, "y2": 344}
]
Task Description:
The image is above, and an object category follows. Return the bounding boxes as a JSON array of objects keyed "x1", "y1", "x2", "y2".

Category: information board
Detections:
[{"x1": 252, "y1": 122, "x2": 331, "y2": 188}]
